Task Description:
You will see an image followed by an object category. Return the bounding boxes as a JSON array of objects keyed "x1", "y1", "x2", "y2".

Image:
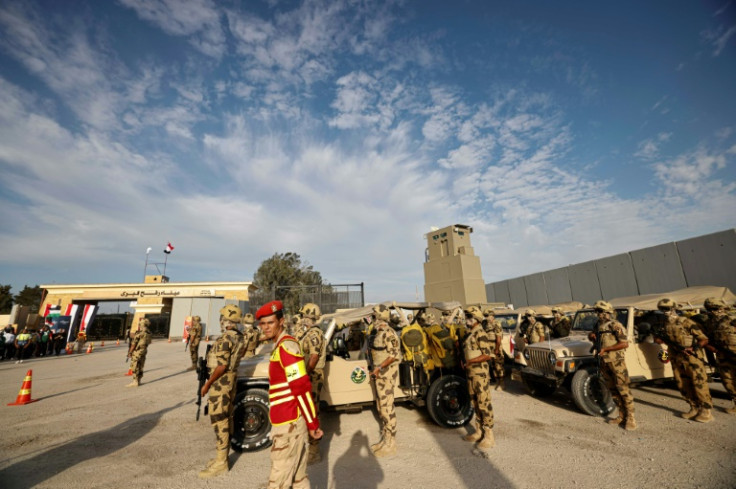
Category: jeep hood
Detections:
[{"x1": 527, "y1": 334, "x2": 593, "y2": 357}]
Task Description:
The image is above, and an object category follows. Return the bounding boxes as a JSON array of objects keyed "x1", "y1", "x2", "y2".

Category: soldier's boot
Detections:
[
  {"x1": 307, "y1": 443, "x2": 322, "y2": 465},
  {"x1": 186, "y1": 364, "x2": 196, "y2": 371},
  {"x1": 607, "y1": 412, "x2": 624, "y2": 425},
  {"x1": 623, "y1": 415, "x2": 637, "y2": 431},
  {"x1": 462, "y1": 420, "x2": 482, "y2": 442},
  {"x1": 680, "y1": 403, "x2": 699, "y2": 420},
  {"x1": 725, "y1": 401, "x2": 736, "y2": 415},
  {"x1": 374, "y1": 434, "x2": 396, "y2": 457},
  {"x1": 198, "y1": 449, "x2": 229, "y2": 478},
  {"x1": 476, "y1": 428, "x2": 495, "y2": 449},
  {"x1": 694, "y1": 408, "x2": 713, "y2": 423},
  {"x1": 370, "y1": 431, "x2": 385, "y2": 453},
  {"x1": 125, "y1": 378, "x2": 139, "y2": 388},
  {"x1": 495, "y1": 376, "x2": 505, "y2": 391}
]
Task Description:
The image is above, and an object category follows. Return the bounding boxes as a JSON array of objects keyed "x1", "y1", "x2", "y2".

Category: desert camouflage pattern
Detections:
[
  {"x1": 705, "y1": 310, "x2": 736, "y2": 401},
  {"x1": 464, "y1": 323, "x2": 494, "y2": 429},
  {"x1": 597, "y1": 319, "x2": 635, "y2": 418},
  {"x1": 208, "y1": 328, "x2": 245, "y2": 450},
  {"x1": 242, "y1": 325, "x2": 261, "y2": 359},
  {"x1": 523, "y1": 319, "x2": 545, "y2": 344},
  {"x1": 188, "y1": 318, "x2": 202, "y2": 366},
  {"x1": 483, "y1": 318, "x2": 505, "y2": 380},
  {"x1": 657, "y1": 312, "x2": 712, "y2": 409},
  {"x1": 301, "y1": 325, "x2": 326, "y2": 370},
  {"x1": 371, "y1": 321, "x2": 401, "y2": 438},
  {"x1": 268, "y1": 419, "x2": 309, "y2": 489},
  {"x1": 549, "y1": 316, "x2": 571, "y2": 338},
  {"x1": 129, "y1": 327, "x2": 152, "y2": 381}
]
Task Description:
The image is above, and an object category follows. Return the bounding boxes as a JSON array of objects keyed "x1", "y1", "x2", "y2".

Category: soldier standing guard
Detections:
[
  {"x1": 187, "y1": 316, "x2": 202, "y2": 371},
  {"x1": 652, "y1": 298, "x2": 712, "y2": 422},
  {"x1": 257, "y1": 300, "x2": 322, "y2": 489},
  {"x1": 198, "y1": 305, "x2": 245, "y2": 479},
  {"x1": 482, "y1": 307, "x2": 505, "y2": 390},
  {"x1": 520, "y1": 310, "x2": 545, "y2": 345},
  {"x1": 296, "y1": 303, "x2": 327, "y2": 464},
  {"x1": 549, "y1": 307, "x2": 572, "y2": 338},
  {"x1": 369, "y1": 304, "x2": 401, "y2": 457},
  {"x1": 589, "y1": 301, "x2": 637, "y2": 430},
  {"x1": 126, "y1": 318, "x2": 152, "y2": 387},
  {"x1": 702, "y1": 297, "x2": 736, "y2": 414},
  {"x1": 463, "y1": 306, "x2": 495, "y2": 449},
  {"x1": 242, "y1": 313, "x2": 261, "y2": 358}
]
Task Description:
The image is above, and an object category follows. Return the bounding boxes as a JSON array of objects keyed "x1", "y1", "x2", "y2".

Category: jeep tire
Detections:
[
  {"x1": 570, "y1": 368, "x2": 615, "y2": 416},
  {"x1": 231, "y1": 388, "x2": 272, "y2": 452},
  {"x1": 426, "y1": 374, "x2": 473, "y2": 428}
]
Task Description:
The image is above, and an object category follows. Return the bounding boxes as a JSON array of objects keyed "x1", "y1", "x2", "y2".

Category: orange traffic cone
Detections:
[
  {"x1": 116, "y1": 339, "x2": 120, "y2": 346},
  {"x1": 125, "y1": 369, "x2": 133, "y2": 376},
  {"x1": 65, "y1": 344, "x2": 72, "y2": 355},
  {"x1": 8, "y1": 370, "x2": 38, "y2": 406},
  {"x1": 101, "y1": 341, "x2": 105, "y2": 347},
  {"x1": 86, "y1": 343, "x2": 93, "y2": 354},
  {"x1": 167, "y1": 337, "x2": 171, "y2": 343},
  {"x1": 205, "y1": 335, "x2": 210, "y2": 342}
]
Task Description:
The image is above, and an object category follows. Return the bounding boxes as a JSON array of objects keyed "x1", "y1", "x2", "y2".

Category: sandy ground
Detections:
[{"x1": 0, "y1": 340, "x2": 735, "y2": 489}]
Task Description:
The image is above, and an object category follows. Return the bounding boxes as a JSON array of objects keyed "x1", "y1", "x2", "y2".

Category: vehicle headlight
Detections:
[
  {"x1": 547, "y1": 352, "x2": 556, "y2": 364},
  {"x1": 523, "y1": 349, "x2": 531, "y2": 360}
]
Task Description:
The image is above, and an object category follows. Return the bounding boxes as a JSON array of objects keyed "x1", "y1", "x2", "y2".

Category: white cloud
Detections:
[
  {"x1": 634, "y1": 132, "x2": 672, "y2": 160},
  {"x1": 701, "y1": 23, "x2": 736, "y2": 57}
]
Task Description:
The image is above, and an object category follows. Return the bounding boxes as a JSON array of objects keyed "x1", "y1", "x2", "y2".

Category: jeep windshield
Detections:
[{"x1": 571, "y1": 308, "x2": 629, "y2": 332}]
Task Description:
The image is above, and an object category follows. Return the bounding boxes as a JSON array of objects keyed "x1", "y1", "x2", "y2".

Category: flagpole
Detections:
[
  {"x1": 163, "y1": 252, "x2": 169, "y2": 278},
  {"x1": 143, "y1": 247, "x2": 152, "y2": 281}
]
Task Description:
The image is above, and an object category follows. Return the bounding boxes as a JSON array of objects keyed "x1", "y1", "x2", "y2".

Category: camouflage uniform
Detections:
[
  {"x1": 464, "y1": 321, "x2": 494, "y2": 440},
  {"x1": 597, "y1": 318, "x2": 635, "y2": 426},
  {"x1": 549, "y1": 316, "x2": 571, "y2": 338},
  {"x1": 242, "y1": 325, "x2": 261, "y2": 358},
  {"x1": 370, "y1": 319, "x2": 401, "y2": 456},
  {"x1": 127, "y1": 323, "x2": 152, "y2": 386},
  {"x1": 206, "y1": 328, "x2": 245, "y2": 453},
  {"x1": 483, "y1": 316, "x2": 505, "y2": 386},
  {"x1": 705, "y1": 308, "x2": 736, "y2": 413},
  {"x1": 297, "y1": 319, "x2": 326, "y2": 463},
  {"x1": 188, "y1": 317, "x2": 202, "y2": 368},
  {"x1": 656, "y1": 311, "x2": 712, "y2": 419}
]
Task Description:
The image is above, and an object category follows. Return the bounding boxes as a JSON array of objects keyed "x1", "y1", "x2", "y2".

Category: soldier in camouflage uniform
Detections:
[
  {"x1": 295, "y1": 303, "x2": 327, "y2": 464},
  {"x1": 703, "y1": 297, "x2": 736, "y2": 414},
  {"x1": 126, "y1": 318, "x2": 152, "y2": 387},
  {"x1": 519, "y1": 309, "x2": 545, "y2": 345},
  {"x1": 482, "y1": 307, "x2": 505, "y2": 390},
  {"x1": 652, "y1": 298, "x2": 712, "y2": 422},
  {"x1": 198, "y1": 305, "x2": 245, "y2": 479},
  {"x1": 589, "y1": 301, "x2": 636, "y2": 430},
  {"x1": 187, "y1": 316, "x2": 202, "y2": 370},
  {"x1": 463, "y1": 306, "x2": 495, "y2": 449},
  {"x1": 549, "y1": 307, "x2": 572, "y2": 339},
  {"x1": 241, "y1": 313, "x2": 261, "y2": 359},
  {"x1": 369, "y1": 304, "x2": 401, "y2": 457}
]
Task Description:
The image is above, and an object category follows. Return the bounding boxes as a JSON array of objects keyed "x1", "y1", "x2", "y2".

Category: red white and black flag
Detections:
[{"x1": 164, "y1": 242, "x2": 175, "y2": 254}]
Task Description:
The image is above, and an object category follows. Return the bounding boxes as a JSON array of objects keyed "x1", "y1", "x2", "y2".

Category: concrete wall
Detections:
[{"x1": 486, "y1": 229, "x2": 736, "y2": 307}]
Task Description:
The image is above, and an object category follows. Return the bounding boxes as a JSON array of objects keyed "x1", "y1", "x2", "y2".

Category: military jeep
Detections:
[
  {"x1": 512, "y1": 286, "x2": 734, "y2": 416},
  {"x1": 229, "y1": 301, "x2": 474, "y2": 452}
]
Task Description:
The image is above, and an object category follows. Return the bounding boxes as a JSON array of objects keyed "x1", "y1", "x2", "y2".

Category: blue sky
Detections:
[{"x1": 0, "y1": 0, "x2": 734, "y2": 303}]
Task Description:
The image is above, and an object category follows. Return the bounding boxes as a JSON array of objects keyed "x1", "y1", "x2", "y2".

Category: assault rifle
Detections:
[
  {"x1": 184, "y1": 335, "x2": 190, "y2": 352},
  {"x1": 195, "y1": 344, "x2": 212, "y2": 421}
]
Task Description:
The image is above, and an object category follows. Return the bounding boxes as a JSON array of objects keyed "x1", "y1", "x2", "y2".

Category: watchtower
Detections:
[{"x1": 423, "y1": 224, "x2": 487, "y2": 306}]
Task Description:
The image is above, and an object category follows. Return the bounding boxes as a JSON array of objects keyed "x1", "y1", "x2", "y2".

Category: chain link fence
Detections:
[{"x1": 248, "y1": 283, "x2": 364, "y2": 315}]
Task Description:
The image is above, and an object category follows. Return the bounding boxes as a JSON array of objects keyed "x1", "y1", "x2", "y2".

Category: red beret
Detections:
[{"x1": 256, "y1": 300, "x2": 284, "y2": 320}]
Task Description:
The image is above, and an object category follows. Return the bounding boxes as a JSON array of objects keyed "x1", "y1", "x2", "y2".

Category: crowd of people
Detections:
[{"x1": 0, "y1": 323, "x2": 69, "y2": 363}]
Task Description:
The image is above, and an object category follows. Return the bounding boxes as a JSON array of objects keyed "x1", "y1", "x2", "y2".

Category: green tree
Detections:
[
  {"x1": 253, "y1": 252, "x2": 324, "y2": 314},
  {"x1": 0, "y1": 284, "x2": 12, "y2": 314},
  {"x1": 14, "y1": 285, "x2": 43, "y2": 312}
]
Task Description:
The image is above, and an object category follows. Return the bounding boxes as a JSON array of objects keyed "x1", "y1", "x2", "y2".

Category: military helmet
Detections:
[
  {"x1": 482, "y1": 307, "x2": 495, "y2": 318},
  {"x1": 299, "y1": 303, "x2": 321, "y2": 320},
  {"x1": 220, "y1": 304, "x2": 243, "y2": 323},
  {"x1": 524, "y1": 308, "x2": 536, "y2": 317},
  {"x1": 657, "y1": 298, "x2": 675, "y2": 311},
  {"x1": 373, "y1": 304, "x2": 390, "y2": 322},
  {"x1": 704, "y1": 297, "x2": 726, "y2": 311},
  {"x1": 140, "y1": 318, "x2": 151, "y2": 327},
  {"x1": 192, "y1": 315, "x2": 201, "y2": 323},
  {"x1": 465, "y1": 305, "x2": 484, "y2": 322},
  {"x1": 593, "y1": 301, "x2": 614, "y2": 313},
  {"x1": 551, "y1": 307, "x2": 562, "y2": 314},
  {"x1": 242, "y1": 313, "x2": 255, "y2": 325}
]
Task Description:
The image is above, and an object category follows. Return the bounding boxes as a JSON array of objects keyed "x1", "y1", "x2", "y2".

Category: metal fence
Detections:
[{"x1": 248, "y1": 283, "x2": 365, "y2": 315}]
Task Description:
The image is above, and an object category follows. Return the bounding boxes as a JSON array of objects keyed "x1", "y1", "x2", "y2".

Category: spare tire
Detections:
[
  {"x1": 570, "y1": 368, "x2": 615, "y2": 416},
  {"x1": 426, "y1": 374, "x2": 473, "y2": 428},
  {"x1": 230, "y1": 388, "x2": 272, "y2": 452}
]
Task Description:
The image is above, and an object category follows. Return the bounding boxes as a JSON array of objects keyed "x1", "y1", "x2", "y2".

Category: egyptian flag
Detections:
[
  {"x1": 164, "y1": 242, "x2": 175, "y2": 254},
  {"x1": 79, "y1": 304, "x2": 98, "y2": 334}
]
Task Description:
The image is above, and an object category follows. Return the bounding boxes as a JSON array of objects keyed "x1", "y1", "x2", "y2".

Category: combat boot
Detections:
[
  {"x1": 476, "y1": 428, "x2": 495, "y2": 449},
  {"x1": 681, "y1": 404, "x2": 699, "y2": 420},
  {"x1": 198, "y1": 448, "x2": 229, "y2": 478},
  {"x1": 607, "y1": 413, "x2": 624, "y2": 425},
  {"x1": 694, "y1": 408, "x2": 713, "y2": 423},
  {"x1": 624, "y1": 415, "x2": 637, "y2": 431},
  {"x1": 462, "y1": 420, "x2": 482, "y2": 442},
  {"x1": 307, "y1": 443, "x2": 322, "y2": 465},
  {"x1": 126, "y1": 379, "x2": 139, "y2": 388},
  {"x1": 725, "y1": 402, "x2": 736, "y2": 415},
  {"x1": 186, "y1": 364, "x2": 196, "y2": 371},
  {"x1": 374, "y1": 434, "x2": 396, "y2": 457},
  {"x1": 370, "y1": 431, "x2": 385, "y2": 453},
  {"x1": 495, "y1": 377, "x2": 505, "y2": 391}
]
